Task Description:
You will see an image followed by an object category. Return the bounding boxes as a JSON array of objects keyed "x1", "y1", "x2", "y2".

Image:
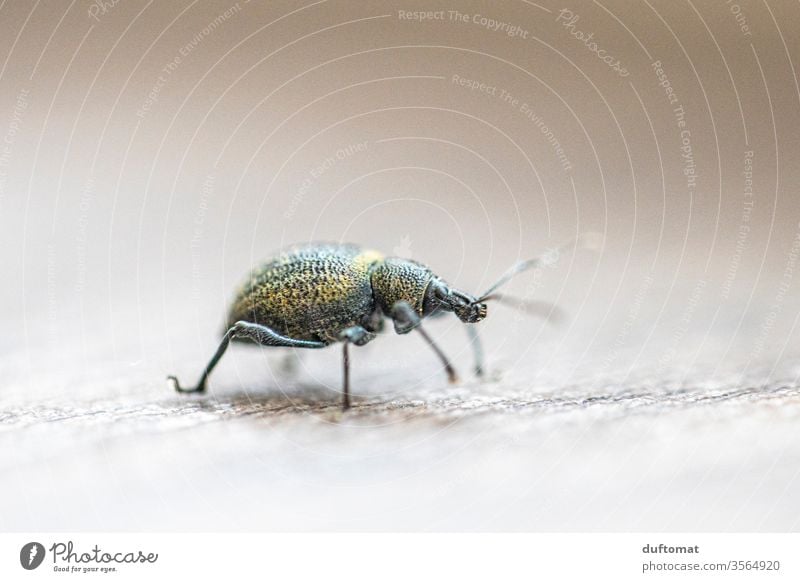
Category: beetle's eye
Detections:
[{"x1": 423, "y1": 280, "x2": 449, "y2": 316}]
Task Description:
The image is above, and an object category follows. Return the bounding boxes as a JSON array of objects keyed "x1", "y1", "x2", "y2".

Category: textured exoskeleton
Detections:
[{"x1": 169, "y1": 241, "x2": 568, "y2": 409}]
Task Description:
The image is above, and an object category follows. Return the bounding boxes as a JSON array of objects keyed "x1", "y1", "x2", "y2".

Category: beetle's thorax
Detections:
[{"x1": 370, "y1": 257, "x2": 435, "y2": 315}]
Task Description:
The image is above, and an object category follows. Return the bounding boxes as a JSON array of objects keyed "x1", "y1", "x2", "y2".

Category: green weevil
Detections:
[{"x1": 168, "y1": 241, "x2": 570, "y2": 409}]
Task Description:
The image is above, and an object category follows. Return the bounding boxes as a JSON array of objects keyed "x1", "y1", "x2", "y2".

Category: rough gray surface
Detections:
[{"x1": 3, "y1": 334, "x2": 799, "y2": 532}]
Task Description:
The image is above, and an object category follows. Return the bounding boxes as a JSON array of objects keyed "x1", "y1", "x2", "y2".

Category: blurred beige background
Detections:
[{"x1": 1, "y1": 0, "x2": 799, "y2": 531}]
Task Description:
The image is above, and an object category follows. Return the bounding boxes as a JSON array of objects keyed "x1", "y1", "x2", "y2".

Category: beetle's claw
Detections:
[
  {"x1": 167, "y1": 375, "x2": 183, "y2": 392},
  {"x1": 168, "y1": 375, "x2": 205, "y2": 394}
]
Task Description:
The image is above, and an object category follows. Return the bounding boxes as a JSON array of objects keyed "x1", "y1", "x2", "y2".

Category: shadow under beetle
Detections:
[{"x1": 168, "y1": 241, "x2": 575, "y2": 410}]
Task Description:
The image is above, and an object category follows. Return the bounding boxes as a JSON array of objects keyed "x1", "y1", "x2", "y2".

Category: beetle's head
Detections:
[
  {"x1": 423, "y1": 236, "x2": 589, "y2": 324},
  {"x1": 423, "y1": 279, "x2": 488, "y2": 323},
  {"x1": 377, "y1": 235, "x2": 597, "y2": 325}
]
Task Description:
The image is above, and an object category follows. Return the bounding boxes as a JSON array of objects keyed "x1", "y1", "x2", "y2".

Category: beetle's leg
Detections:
[
  {"x1": 168, "y1": 321, "x2": 326, "y2": 393},
  {"x1": 334, "y1": 326, "x2": 376, "y2": 410},
  {"x1": 168, "y1": 327, "x2": 234, "y2": 393},
  {"x1": 338, "y1": 325, "x2": 376, "y2": 346},
  {"x1": 232, "y1": 321, "x2": 328, "y2": 349},
  {"x1": 465, "y1": 325, "x2": 484, "y2": 377},
  {"x1": 342, "y1": 342, "x2": 351, "y2": 410},
  {"x1": 391, "y1": 301, "x2": 458, "y2": 383},
  {"x1": 390, "y1": 301, "x2": 422, "y2": 335},
  {"x1": 416, "y1": 327, "x2": 459, "y2": 383}
]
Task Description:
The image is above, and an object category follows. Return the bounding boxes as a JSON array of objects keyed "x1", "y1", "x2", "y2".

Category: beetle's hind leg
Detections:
[
  {"x1": 168, "y1": 321, "x2": 326, "y2": 394},
  {"x1": 168, "y1": 328, "x2": 233, "y2": 394}
]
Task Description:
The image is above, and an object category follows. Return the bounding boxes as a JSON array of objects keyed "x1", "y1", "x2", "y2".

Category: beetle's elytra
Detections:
[{"x1": 168, "y1": 241, "x2": 572, "y2": 409}]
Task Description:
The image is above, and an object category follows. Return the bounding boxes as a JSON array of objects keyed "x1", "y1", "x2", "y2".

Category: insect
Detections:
[{"x1": 168, "y1": 240, "x2": 576, "y2": 409}]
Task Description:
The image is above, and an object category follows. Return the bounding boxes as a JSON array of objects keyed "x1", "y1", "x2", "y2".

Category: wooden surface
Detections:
[{"x1": 3, "y1": 331, "x2": 800, "y2": 532}]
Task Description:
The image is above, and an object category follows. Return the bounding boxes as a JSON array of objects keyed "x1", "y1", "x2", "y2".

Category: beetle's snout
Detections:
[
  {"x1": 445, "y1": 289, "x2": 488, "y2": 323},
  {"x1": 455, "y1": 301, "x2": 487, "y2": 323}
]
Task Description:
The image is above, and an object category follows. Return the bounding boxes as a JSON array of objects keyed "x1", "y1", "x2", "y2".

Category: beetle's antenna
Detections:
[
  {"x1": 479, "y1": 294, "x2": 566, "y2": 323},
  {"x1": 476, "y1": 232, "x2": 602, "y2": 302}
]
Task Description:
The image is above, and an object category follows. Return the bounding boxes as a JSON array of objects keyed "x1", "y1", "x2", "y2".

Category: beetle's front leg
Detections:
[
  {"x1": 465, "y1": 325, "x2": 484, "y2": 377},
  {"x1": 390, "y1": 301, "x2": 458, "y2": 384},
  {"x1": 390, "y1": 301, "x2": 421, "y2": 334}
]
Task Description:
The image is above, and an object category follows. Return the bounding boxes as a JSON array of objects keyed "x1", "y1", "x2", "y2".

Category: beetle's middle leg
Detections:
[
  {"x1": 390, "y1": 301, "x2": 458, "y2": 384},
  {"x1": 336, "y1": 325, "x2": 376, "y2": 410},
  {"x1": 168, "y1": 321, "x2": 326, "y2": 393}
]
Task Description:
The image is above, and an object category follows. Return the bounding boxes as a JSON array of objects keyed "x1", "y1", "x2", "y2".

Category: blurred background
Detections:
[{"x1": 1, "y1": 0, "x2": 799, "y2": 531}]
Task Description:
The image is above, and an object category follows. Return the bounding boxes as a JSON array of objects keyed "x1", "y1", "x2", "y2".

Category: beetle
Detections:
[{"x1": 168, "y1": 241, "x2": 573, "y2": 409}]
